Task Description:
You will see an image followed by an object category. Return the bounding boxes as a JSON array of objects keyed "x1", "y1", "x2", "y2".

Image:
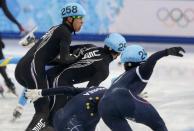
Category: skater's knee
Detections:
[{"x1": 151, "y1": 121, "x2": 168, "y2": 131}]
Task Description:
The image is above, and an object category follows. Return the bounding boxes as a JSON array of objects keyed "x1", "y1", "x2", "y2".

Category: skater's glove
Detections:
[
  {"x1": 24, "y1": 89, "x2": 43, "y2": 102},
  {"x1": 166, "y1": 47, "x2": 185, "y2": 57}
]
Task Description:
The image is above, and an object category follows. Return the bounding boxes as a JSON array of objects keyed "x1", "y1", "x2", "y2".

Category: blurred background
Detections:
[
  {"x1": 0, "y1": 0, "x2": 193, "y2": 131},
  {"x1": 1, "y1": 0, "x2": 194, "y2": 42}
]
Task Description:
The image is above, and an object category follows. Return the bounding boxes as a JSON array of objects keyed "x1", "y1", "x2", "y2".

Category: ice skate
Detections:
[{"x1": 11, "y1": 105, "x2": 24, "y2": 122}]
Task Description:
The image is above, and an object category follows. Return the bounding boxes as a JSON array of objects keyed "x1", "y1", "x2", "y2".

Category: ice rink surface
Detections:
[{"x1": 0, "y1": 39, "x2": 194, "y2": 131}]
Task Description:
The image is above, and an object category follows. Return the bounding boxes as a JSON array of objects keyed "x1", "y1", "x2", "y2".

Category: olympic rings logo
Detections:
[{"x1": 156, "y1": 7, "x2": 194, "y2": 28}]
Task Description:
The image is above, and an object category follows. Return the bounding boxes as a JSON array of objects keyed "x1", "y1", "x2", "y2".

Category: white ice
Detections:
[{"x1": 0, "y1": 39, "x2": 194, "y2": 131}]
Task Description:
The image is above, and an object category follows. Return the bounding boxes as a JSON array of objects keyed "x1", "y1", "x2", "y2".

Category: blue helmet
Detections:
[
  {"x1": 120, "y1": 45, "x2": 148, "y2": 63},
  {"x1": 61, "y1": 3, "x2": 86, "y2": 18},
  {"x1": 104, "y1": 33, "x2": 127, "y2": 53}
]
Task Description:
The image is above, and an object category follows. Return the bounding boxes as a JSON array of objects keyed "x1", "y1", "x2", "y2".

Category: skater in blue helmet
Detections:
[{"x1": 99, "y1": 45, "x2": 185, "y2": 131}]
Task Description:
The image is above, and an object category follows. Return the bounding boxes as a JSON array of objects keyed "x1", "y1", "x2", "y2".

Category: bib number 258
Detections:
[{"x1": 62, "y1": 6, "x2": 78, "y2": 15}]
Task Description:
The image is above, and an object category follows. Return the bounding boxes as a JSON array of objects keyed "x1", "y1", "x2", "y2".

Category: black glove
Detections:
[{"x1": 166, "y1": 47, "x2": 185, "y2": 57}]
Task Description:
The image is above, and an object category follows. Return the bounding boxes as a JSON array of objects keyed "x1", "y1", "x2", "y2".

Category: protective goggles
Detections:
[{"x1": 72, "y1": 16, "x2": 83, "y2": 19}]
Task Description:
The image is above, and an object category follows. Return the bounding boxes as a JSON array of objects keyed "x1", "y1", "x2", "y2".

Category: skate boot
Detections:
[
  {"x1": 19, "y1": 26, "x2": 37, "y2": 46},
  {"x1": 11, "y1": 105, "x2": 24, "y2": 122}
]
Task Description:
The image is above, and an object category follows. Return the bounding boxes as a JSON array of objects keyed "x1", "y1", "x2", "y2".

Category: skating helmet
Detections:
[
  {"x1": 61, "y1": 3, "x2": 86, "y2": 18},
  {"x1": 120, "y1": 45, "x2": 147, "y2": 63},
  {"x1": 104, "y1": 33, "x2": 127, "y2": 53}
]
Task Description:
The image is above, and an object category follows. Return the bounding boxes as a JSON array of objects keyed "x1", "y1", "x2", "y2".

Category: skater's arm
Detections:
[
  {"x1": 25, "y1": 86, "x2": 86, "y2": 98},
  {"x1": 138, "y1": 50, "x2": 168, "y2": 80},
  {"x1": 25, "y1": 86, "x2": 86, "y2": 102},
  {"x1": 41, "y1": 86, "x2": 86, "y2": 96},
  {"x1": 139, "y1": 47, "x2": 185, "y2": 80},
  {"x1": 48, "y1": 44, "x2": 95, "y2": 66},
  {"x1": 1, "y1": 0, "x2": 23, "y2": 31}
]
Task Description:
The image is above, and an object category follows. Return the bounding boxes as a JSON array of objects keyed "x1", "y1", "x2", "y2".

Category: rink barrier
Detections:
[{"x1": 1, "y1": 32, "x2": 194, "y2": 44}]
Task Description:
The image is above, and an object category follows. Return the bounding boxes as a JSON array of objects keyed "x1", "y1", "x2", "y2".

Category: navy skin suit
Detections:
[{"x1": 98, "y1": 46, "x2": 185, "y2": 131}]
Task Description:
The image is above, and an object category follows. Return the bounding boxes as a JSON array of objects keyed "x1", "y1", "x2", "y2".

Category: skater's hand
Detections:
[
  {"x1": 24, "y1": 89, "x2": 42, "y2": 102},
  {"x1": 167, "y1": 47, "x2": 185, "y2": 57}
]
